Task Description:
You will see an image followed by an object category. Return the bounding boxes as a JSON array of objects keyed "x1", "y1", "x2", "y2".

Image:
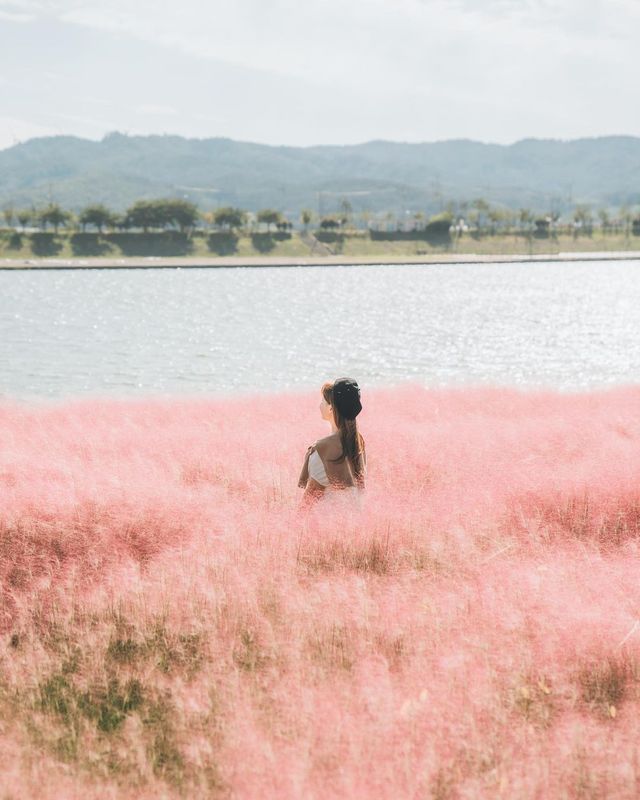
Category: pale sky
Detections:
[{"x1": 0, "y1": 0, "x2": 638, "y2": 151}]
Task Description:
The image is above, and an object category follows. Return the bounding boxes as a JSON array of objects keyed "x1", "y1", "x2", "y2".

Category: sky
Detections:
[{"x1": 0, "y1": 0, "x2": 638, "y2": 151}]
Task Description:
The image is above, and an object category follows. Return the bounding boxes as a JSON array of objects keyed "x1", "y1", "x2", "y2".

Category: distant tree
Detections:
[
  {"x1": 121, "y1": 199, "x2": 200, "y2": 232},
  {"x1": 501, "y1": 208, "x2": 516, "y2": 230},
  {"x1": 257, "y1": 209, "x2": 283, "y2": 229},
  {"x1": 384, "y1": 212, "x2": 397, "y2": 232},
  {"x1": 573, "y1": 204, "x2": 593, "y2": 234},
  {"x1": 39, "y1": 203, "x2": 72, "y2": 233},
  {"x1": 598, "y1": 208, "x2": 611, "y2": 234},
  {"x1": 161, "y1": 199, "x2": 200, "y2": 233},
  {"x1": 276, "y1": 220, "x2": 292, "y2": 233},
  {"x1": 472, "y1": 198, "x2": 491, "y2": 230},
  {"x1": 300, "y1": 209, "x2": 313, "y2": 230},
  {"x1": 79, "y1": 204, "x2": 117, "y2": 233},
  {"x1": 413, "y1": 211, "x2": 426, "y2": 231},
  {"x1": 573, "y1": 205, "x2": 592, "y2": 225},
  {"x1": 3, "y1": 206, "x2": 15, "y2": 229},
  {"x1": 518, "y1": 208, "x2": 533, "y2": 228},
  {"x1": 113, "y1": 213, "x2": 129, "y2": 231},
  {"x1": 124, "y1": 200, "x2": 165, "y2": 232},
  {"x1": 620, "y1": 205, "x2": 633, "y2": 238},
  {"x1": 201, "y1": 211, "x2": 215, "y2": 229},
  {"x1": 16, "y1": 209, "x2": 32, "y2": 231},
  {"x1": 213, "y1": 206, "x2": 246, "y2": 231},
  {"x1": 339, "y1": 199, "x2": 353, "y2": 227},
  {"x1": 487, "y1": 208, "x2": 506, "y2": 235}
]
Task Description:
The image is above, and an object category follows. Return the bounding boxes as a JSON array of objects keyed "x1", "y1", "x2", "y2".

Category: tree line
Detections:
[
  {"x1": 2, "y1": 196, "x2": 639, "y2": 237},
  {"x1": 0, "y1": 200, "x2": 294, "y2": 235}
]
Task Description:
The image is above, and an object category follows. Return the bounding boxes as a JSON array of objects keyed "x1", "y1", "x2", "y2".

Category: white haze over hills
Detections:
[{"x1": 0, "y1": 0, "x2": 639, "y2": 150}]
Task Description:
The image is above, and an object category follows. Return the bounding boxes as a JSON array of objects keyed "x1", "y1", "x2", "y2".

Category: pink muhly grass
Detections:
[{"x1": 1, "y1": 385, "x2": 640, "y2": 797}]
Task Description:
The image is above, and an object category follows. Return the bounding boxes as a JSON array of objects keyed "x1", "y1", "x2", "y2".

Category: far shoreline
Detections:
[{"x1": 2, "y1": 250, "x2": 640, "y2": 270}]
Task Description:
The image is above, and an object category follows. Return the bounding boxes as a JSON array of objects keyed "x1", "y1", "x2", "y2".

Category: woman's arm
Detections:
[
  {"x1": 298, "y1": 444, "x2": 325, "y2": 506},
  {"x1": 298, "y1": 445, "x2": 315, "y2": 488}
]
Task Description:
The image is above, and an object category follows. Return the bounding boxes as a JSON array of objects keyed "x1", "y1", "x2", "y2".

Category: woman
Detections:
[{"x1": 298, "y1": 377, "x2": 366, "y2": 504}]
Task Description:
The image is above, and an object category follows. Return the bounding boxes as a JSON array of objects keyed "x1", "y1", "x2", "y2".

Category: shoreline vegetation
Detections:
[
  {"x1": 1, "y1": 231, "x2": 640, "y2": 270},
  {"x1": 1, "y1": 198, "x2": 639, "y2": 267}
]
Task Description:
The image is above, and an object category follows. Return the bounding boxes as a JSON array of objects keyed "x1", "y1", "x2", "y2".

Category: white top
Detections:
[
  {"x1": 308, "y1": 449, "x2": 367, "y2": 491},
  {"x1": 308, "y1": 450, "x2": 330, "y2": 487},
  {"x1": 307, "y1": 449, "x2": 365, "y2": 509}
]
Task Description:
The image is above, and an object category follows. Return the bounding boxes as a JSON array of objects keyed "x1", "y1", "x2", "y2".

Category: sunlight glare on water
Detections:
[{"x1": 1, "y1": 260, "x2": 640, "y2": 398}]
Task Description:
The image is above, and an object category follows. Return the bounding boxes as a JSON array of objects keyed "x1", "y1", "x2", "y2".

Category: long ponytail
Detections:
[{"x1": 322, "y1": 382, "x2": 366, "y2": 484}]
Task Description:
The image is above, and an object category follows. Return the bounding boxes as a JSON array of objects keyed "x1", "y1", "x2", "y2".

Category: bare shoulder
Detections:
[
  {"x1": 316, "y1": 432, "x2": 341, "y2": 446},
  {"x1": 315, "y1": 432, "x2": 342, "y2": 457}
]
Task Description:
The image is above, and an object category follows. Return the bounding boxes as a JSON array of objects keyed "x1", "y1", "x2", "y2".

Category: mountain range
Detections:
[{"x1": 1, "y1": 133, "x2": 639, "y2": 216}]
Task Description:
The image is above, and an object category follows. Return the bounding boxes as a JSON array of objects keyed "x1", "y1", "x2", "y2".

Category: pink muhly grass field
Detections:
[{"x1": 2, "y1": 384, "x2": 640, "y2": 798}]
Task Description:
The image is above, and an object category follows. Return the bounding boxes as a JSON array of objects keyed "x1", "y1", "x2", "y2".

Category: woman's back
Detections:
[{"x1": 315, "y1": 432, "x2": 366, "y2": 490}]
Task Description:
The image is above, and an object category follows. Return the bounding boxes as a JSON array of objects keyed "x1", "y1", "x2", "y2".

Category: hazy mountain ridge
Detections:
[{"x1": 0, "y1": 133, "x2": 639, "y2": 215}]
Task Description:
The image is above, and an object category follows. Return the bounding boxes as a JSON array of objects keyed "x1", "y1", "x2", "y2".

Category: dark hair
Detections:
[{"x1": 322, "y1": 381, "x2": 366, "y2": 485}]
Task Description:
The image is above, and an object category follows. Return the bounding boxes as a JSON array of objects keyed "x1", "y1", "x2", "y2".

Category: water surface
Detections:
[{"x1": 2, "y1": 260, "x2": 639, "y2": 398}]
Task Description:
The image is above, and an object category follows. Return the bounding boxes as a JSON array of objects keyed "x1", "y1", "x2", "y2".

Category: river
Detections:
[{"x1": 2, "y1": 260, "x2": 639, "y2": 398}]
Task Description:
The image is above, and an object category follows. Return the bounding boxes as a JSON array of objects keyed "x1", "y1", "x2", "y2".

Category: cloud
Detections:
[
  {"x1": 136, "y1": 104, "x2": 179, "y2": 116},
  {"x1": 0, "y1": 8, "x2": 34, "y2": 20},
  {"x1": 0, "y1": 0, "x2": 638, "y2": 146},
  {"x1": 41, "y1": 0, "x2": 634, "y2": 96},
  {"x1": 3, "y1": 2, "x2": 637, "y2": 85}
]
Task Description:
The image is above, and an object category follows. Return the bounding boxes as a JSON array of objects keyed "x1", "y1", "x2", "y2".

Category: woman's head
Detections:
[
  {"x1": 319, "y1": 378, "x2": 365, "y2": 485},
  {"x1": 320, "y1": 382, "x2": 335, "y2": 424},
  {"x1": 320, "y1": 378, "x2": 362, "y2": 426}
]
